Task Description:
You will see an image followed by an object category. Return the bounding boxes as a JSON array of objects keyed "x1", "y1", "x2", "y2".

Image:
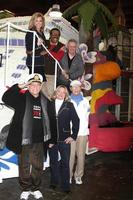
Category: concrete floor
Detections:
[{"x1": 0, "y1": 151, "x2": 133, "y2": 200}]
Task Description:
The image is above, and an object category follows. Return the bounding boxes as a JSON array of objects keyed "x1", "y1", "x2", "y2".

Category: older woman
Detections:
[
  {"x1": 25, "y1": 12, "x2": 46, "y2": 81},
  {"x1": 48, "y1": 85, "x2": 79, "y2": 193}
]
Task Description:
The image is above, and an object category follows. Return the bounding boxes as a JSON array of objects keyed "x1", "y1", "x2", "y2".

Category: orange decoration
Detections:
[{"x1": 93, "y1": 61, "x2": 121, "y2": 83}]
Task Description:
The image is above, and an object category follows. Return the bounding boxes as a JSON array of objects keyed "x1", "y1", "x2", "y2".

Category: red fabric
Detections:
[
  {"x1": 49, "y1": 44, "x2": 64, "y2": 61},
  {"x1": 89, "y1": 114, "x2": 133, "y2": 152},
  {"x1": 89, "y1": 126, "x2": 133, "y2": 152},
  {"x1": 20, "y1": 89, "x2": 27, "y2": 94},
  {"x1": 89, "y1": 113, "x2": 117, "y2": 127},
  {"x1": 95, "y1": 90, "x2": 123, "y2": 112},
  {"x1": 97, "y1": 113, "x2": 117, "y2": 126}
]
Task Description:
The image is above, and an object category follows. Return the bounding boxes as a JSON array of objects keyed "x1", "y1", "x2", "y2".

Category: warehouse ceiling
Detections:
[{"x1": 0, "y1": 0, "x2": 132, "y2": 29}]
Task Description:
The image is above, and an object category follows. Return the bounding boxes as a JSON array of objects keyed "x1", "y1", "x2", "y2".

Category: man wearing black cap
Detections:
[{"x1": 2, "y1": 73, "x2": 51, "y2": 200}]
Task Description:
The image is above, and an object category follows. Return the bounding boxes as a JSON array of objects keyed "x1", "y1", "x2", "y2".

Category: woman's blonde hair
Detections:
[
  {"x1": 51, "y1": 85, "x2": 70, "y2": 101},
  {"x1": 28, "y1": 12, "x2": 45, "y2": 32}
]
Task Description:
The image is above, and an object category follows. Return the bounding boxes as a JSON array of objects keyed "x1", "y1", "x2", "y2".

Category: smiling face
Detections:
[
  {"x1": 34, "y1": 16, "x2": 44, "y2": 32},
  {"x1": 56, "y1": 87, "x2": 67, "y2": 100},
  {"x1": 71, "y1": 85, "x2": 81, "y2": 96},
  {"x1": 28, "y1": 82, "x2": 42, "y2": 98},
  {"x1": 67, "y1": 41, "x2": 77, "y2": 57},
  {"x1": 50, "y1": 29, "x2": 60, "y2": 44}
]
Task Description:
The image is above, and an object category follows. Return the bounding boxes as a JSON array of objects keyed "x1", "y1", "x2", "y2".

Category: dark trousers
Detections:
[
  {"x1": 49, "y1": 142, "x2": 70, "y2": 191},
  {"x1": 18, "y1": 143, "x2": 44, "y2": 191}
]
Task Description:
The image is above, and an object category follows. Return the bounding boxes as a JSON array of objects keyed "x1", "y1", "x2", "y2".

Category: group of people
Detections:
[
  {"x1": 2, "y1": 12, "x2": 91, "y2": 200},
  {"x1": 25, "y1": 12, "x2": 84, "y2": 96}
]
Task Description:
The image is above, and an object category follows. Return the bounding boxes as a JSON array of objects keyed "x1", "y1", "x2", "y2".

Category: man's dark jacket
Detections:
[{"x1": 2, "y1": 84, "x2": 51, "y2": 154}]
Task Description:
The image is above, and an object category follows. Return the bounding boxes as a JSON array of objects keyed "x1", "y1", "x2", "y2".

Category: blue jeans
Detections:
[{"x1": 49, "y1": 142, "x2": 70, "y2": 191}]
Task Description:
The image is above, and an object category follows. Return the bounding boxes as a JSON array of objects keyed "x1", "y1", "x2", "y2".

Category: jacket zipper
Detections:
[{"x1": 56, "y1": 115, "x2": 59, "y2": 141}]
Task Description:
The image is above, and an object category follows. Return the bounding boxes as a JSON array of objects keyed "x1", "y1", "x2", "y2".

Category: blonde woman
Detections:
[
  {"x1": 25, "y1": 12, "x2": 47, "y2": 81},
  {"x1": 48, "y1": 85, "x2": 79, "y2": 193}
]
